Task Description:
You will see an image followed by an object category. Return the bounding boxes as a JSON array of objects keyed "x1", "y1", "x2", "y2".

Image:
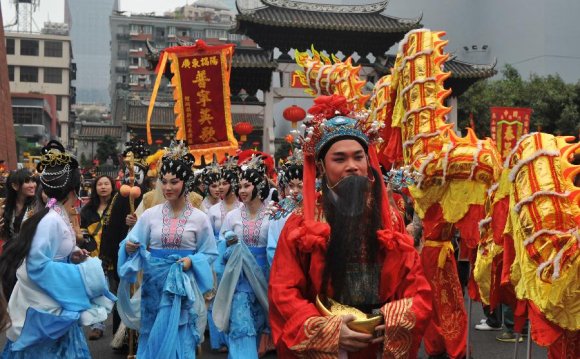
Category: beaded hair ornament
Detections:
[
  {"x1": 37, "y1": 140, "x2": 78, "y2": 190},
  {"x1": 239, "y1": 154, "x2": 268, "y2": 193},
  {"x1": 383, "y1": 165, "x2": 422, "y2": 191},
  {"x1": 221, "y1": 155, "x2": 240, "y2": 190},
  {"x1": 292, "y1": 95, "x2": 384, "y2": 159},
  {"x1": 160, "y1": 140, "x2": 195, "y2": 185},
  {"x1": 122, "y1": 139, "x2": 150, "y2": 169},
  {"x1": 280, "y1": 149, "x2": 304, "y2": 186}
]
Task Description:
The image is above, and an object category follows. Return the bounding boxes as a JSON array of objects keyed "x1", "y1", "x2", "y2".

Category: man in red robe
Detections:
[{"x1": 268, "y1": 95, "x2": 432, "y2": 358}]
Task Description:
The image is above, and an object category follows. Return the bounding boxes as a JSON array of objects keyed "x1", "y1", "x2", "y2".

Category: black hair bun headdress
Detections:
[
  {"x1": 281, "y1": 149, "x2": 304, "y2": 185},
  {"x1": 240, "y1": 154, "x2": 267, "y2": 187},
  {"x1": 123, "y1": 139, "x2": 151, "y2": 169},
  {"x1": 202, "y1": 154, "x2": 221, "y2": 186},
  {"x1": 160, "y1": 140, "x2": 195, "y2": 183}
]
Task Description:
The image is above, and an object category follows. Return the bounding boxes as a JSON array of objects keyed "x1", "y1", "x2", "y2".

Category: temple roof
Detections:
[
  {"x1": 78, "y1": 124, "x2": 123, "y2": 140},
  {"x1": 236, "y1": 0, "x2": 418, "y2": 33},
  {"x1": 124, "y1": 100, "x2": 175, "y2": 129},
  {"x1": 232, "y1": 47, "x2": 277, "y2": 69},
  {"x1": 443, "y1": 56, "x2": 498, "y2": 79},
  {"x1": 235, "y1": 0, "x2": 421, "y2": 56}
]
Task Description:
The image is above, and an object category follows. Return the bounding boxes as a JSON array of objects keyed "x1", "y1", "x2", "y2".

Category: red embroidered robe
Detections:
[{"x1": 269, "y1": 213, "x2": 432, "y2": 358}]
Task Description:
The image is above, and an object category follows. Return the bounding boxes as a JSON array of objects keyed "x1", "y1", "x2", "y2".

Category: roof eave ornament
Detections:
[
  {"x1": 236, "y1": 0, "x2": 268, "y2": 15},
  {"x1": 394, "y1": 11, "x2": 423, "y2": 26},
  {"x1": 261, "y1": 0, "x2": 390, "y2": 14}
]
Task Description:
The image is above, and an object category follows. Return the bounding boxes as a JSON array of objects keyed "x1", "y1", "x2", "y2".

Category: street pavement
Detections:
[{"x1": 1, "y1": 298, "x2": 547, "y2": 358}]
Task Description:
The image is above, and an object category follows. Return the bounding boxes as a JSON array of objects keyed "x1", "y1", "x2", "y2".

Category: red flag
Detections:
[{"x1": 490, "y1": 107, "x2": 532, "y2": 160}]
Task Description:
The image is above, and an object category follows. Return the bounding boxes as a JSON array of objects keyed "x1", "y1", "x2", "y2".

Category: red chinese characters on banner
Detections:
[
  {"x1": 490, "y1": 107, "x2": 532, "y2": 160},
  {"x1": 147, "y1": 40, "x2": 238, "y2": 164},
  {"x1": 177, "y1": 54, "x2": 225, "y2": 145}
]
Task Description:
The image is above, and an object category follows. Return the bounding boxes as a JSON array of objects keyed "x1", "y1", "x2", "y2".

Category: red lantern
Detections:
[
  {"x1": 283, "y1": 105, "x2": 306, "y2": 129},
  {"x1": 234, "y1": 122, "x2": 254, "y2": 142},
  {"x1": 154, "y1": 139, "x2": 163, "y2": 145}
]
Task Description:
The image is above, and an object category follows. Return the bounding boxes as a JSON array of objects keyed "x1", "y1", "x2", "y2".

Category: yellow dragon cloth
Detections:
[{"x1": 295, "y1": 28, "x2": 579, "y2": 351}]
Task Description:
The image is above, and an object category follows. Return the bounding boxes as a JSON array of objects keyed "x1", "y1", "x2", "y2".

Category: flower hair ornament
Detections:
[
  {"x1": 37, "y1": 140, "x2": 78, "y2": 189},
  {"x1": 123, "y1": 139, "x2": 151, "y2": 169}
]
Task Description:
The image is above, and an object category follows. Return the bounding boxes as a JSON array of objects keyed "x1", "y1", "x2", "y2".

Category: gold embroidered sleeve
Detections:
[
  {"x1": 381, "y1": 298, "x2": 416, "y2": 359},
  {"x1": 289, "y1": 315, "x2": 341, "y2": 359}
]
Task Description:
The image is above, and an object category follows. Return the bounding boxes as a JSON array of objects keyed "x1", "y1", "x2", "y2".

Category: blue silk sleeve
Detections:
[
  {"x1": 188, "y1": 215, "x2": 218, "y2": 294},
  {"x1": 26, "y1": 215, "x2": 91, "y2": 312}
]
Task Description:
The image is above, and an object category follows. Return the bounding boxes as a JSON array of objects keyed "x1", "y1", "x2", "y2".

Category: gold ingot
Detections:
[{"x1": 315, "y1": 295, "x2": 384, "y2": 335}]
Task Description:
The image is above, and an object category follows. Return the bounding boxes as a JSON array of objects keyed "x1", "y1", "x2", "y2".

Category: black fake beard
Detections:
[
  {"x1": 321, "y1": 171, "x2": 383, "y2": 299},
  {"x1": 324, "y1": 175, "x2": 370, "y2": 217}
]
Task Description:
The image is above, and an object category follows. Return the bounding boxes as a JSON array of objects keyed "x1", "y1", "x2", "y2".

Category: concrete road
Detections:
[{"x1": 0, "y1": 300, "x2": 547, "y2": 358}]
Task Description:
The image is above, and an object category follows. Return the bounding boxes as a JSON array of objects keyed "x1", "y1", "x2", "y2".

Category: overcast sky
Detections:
[{"x1": 1, "y1": 0, "x2": 232, "y2": 27}]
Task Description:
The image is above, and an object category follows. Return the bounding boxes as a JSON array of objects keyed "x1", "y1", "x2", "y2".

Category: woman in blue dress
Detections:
[
  {"x1": 118, "y1": 141, "x2": 217, "y2": 359},
  {"x1": 206, "y1": 156, "x2": 242, "y2": 352},
  {"x1": 0, "y1": 140, "x2": 114, "y2": 359},
  {"x1": 213, "y1": 154, "x2": 271, "y2": 359}
]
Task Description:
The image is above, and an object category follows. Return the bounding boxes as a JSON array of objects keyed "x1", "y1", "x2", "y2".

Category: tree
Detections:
[
  {"x1": 457, "y1": 65, "x2": 579, "y2": 137},
  {"x1": 274, "y1": 140, "x2": 292, "y2": 165},
  {"x1": 96, "y1": 136, "x2": 119, "y2": 166}
]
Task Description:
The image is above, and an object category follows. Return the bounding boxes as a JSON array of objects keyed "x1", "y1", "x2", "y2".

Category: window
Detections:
[
  {"x1": 20, "y1": 40, "x2": 39, "y2": 56},
  {"x1": 130, "y1": 24, "x2": 139, "y2": 35},
  {"x1": 8, "y1": 66, "x2": 14, "y2": 81},
  {"x1": 13, "y1": 107, "x2": 43, "y2": 125},
  {"x1": 44, "y1": 68, "x2": 62, "y2": 83},
  {"x1": 206, "y1": 29, "x2": 226, "y2": 38},
  {"x1": 6, "y1": 38, "x2": 14, "y2": 54},
  {"x1": 44, "y1": 41, "x2": 63, "y2": 57},
  {"x1": 20, "y1": 66, "x2": 38, "y2": 82},
  {"x1": 143, "y1": 25, "x2": 152, "y2": 34},
  {"x1": 56, "y1": 96, "x2": 63, "y2": 111},
  {"x1": 168, "y1": 26, "x2": 176, "y2": 37},
  {"x1": 191, "y1": 30, "x2": 203, "y2": 39}
]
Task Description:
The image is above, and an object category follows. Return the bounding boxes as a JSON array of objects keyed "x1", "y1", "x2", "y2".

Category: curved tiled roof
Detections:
[
  {"x1": 237, "y1": 4, "x2": 420, "y2": 33},
  {"x1": 232, "y1": 48, "x2": 277, "y2": 69},
  {"x1": 444, "y1": 56, "x2": 498, "y2": 79},
  {"x1": 78, "y1": 124, "x2": 123, "y2": 139},
  {"x1": 125, "y1": 100, "x2": 175, "y2": 128}
]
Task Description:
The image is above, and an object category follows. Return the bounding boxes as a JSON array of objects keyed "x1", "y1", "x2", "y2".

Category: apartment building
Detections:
[{"x1": 5, "y1": 23, "x2": 75, "y2": 148}]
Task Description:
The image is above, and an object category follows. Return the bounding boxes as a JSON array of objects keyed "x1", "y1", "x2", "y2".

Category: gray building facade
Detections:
[{"x1": 66, "y1": 0, "x2": 118, "y2": 105}]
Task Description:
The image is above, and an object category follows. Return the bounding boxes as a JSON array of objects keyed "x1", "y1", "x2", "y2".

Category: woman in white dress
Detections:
[
  {"x1": 213, "y1": 155, "x2": 271, "y2": 359},
  {"x1": 118, "y1": 141, "x2": 217, "y2": 359},
  {"x1": 0, "y1": 141, "x2": 114, "y2": 358}
]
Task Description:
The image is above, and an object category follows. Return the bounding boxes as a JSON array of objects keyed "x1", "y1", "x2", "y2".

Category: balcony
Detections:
[{"x1": 116, "y1": 33, "x2": 130, "y2": 40}]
